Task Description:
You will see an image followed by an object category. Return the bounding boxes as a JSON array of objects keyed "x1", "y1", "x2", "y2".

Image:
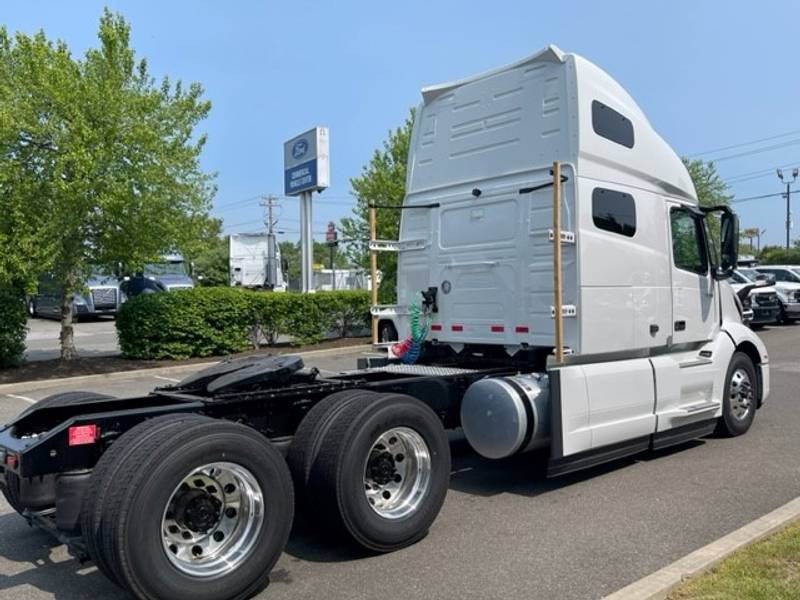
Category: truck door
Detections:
[{"x1": 666, "y1": 203, "x2": 718, "y2": 345}]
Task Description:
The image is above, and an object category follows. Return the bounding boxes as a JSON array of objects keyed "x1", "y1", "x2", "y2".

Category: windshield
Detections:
[
  {"x1": 731, "y1": 271, "x2": 750, "y2": 284},
  {"x1": 144, "y1": 262, "x2": 189, "y2": 277},
  {"x1": 788, "y1": 268, "x2": 800, "y2": 282},
  {"x1": 738, "y1": 269, "x2": 766, "y2": 281}
]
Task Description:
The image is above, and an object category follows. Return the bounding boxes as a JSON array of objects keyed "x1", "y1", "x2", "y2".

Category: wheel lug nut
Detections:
[
  {"x1": 395, "y1": 454, "x2": 404, "y2": 462},
  {"x1": 213, "y1": 531, "x2": 225, "y2": 542},
  {"x1": 225, "y1": 507, "x2": 237, "y2": 519},
  {"x1": 224, "y1": 484, "x2": 236, "y2": 494},
  {"x1": 382, "y1": 491, "x2": 391, "y2": 500},
  {"x1": 389, "y1": 436, "x2": 397, "y2": 445},
  {"x1": 191, "y1": 545, "x2": 203, "y2": 557}
]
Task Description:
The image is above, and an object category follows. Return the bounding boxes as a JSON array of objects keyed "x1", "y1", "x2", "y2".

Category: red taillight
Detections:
[
  {"x1": 451, "y1": 324, "x2": 463, "y2": 332},
  {"x1": 431, "y1": 324, "x2": 442, "y2": 331},
  {"x1": 490, "y1": 325, "x2": 504, "y2": 333},
  {"x1": 68, "y1": 424, "x2": 99, "y2": 447},
  {"x1": 515, "y1": 326, "x2": 529, "y2": 333},
  {"x1": 4, "y1": 453, "x2": 18, "y2": 469}
]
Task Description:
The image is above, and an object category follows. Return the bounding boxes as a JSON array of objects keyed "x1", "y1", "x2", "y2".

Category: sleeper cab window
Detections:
[
  {"x1": 670, "y1": 208, "x2": 708, "y2": 275},
  {"x1": 592, "y1": 188, "x2": 636, "y2": 237},
  {"x1": 592, "y1": 100, "x2": 634, "y2": 148}
]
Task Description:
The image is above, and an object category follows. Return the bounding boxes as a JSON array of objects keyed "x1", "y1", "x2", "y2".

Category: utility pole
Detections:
[
  {"x1": 261, "y1": 195, "x2": 280, "y2": 289},
  {"x1": 777, "y1": 168, "x2": 799, "y2": 249}
]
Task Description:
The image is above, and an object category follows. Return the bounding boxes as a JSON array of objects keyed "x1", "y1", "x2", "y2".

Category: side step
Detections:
[{"x1": 678, "y1": 401, "x2": 720, "y2": 415}]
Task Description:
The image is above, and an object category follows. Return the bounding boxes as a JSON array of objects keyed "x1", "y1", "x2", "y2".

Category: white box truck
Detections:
[{"x1": 0, "y1": 46, "x2": 768, "y2": 600}]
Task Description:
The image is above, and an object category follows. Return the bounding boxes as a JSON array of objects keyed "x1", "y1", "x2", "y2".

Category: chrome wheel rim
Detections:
[
  {"x1": 363, "y1": 427, "x2": 431, "y2": 520},
  {"x1": 161, "y1": 462, "x2": 264, "y2": 577},
  {"x1": 729, "y1": 368, "x2": 754, "y2": 421}
]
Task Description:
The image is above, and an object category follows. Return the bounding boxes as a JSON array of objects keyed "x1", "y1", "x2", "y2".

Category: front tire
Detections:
[
  {"x1": 716, "y1": 352, "x2": 758, "y2": 437},
  {"x1": 93, "y1": 418, "x2": 294, "y2": 600},
  {"x1": 307, "y1": 392, "x2": 450, "y2": 552}
]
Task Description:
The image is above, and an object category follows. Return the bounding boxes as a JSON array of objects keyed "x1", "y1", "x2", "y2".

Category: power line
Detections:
[
  {"x1": 689, "y1": 128, "x2": 800, "y2": 158},
  {"x1": 706, "y1": 138, "x2": 800, "y2": 163},
  {"x1": 725, "y1": 161, "x2": 800, "y2": 184},
  {"x1": 731, "y1": 188, "x2": 800, "y2": 204}
]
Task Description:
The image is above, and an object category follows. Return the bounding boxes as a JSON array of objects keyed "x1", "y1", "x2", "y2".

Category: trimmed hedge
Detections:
[
  {"x1": 116, "y1": 287, "x2": 370, "y2": 360},
  {"x1": 0, "y1": 284, "x2": 27, "y2": 368}
]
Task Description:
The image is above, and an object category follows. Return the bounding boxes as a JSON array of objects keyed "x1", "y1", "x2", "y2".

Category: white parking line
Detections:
[
  {"x1": 153, "y1": 375, "x2": 181, "y2": 383},
  {"x1": 6, "y1": 394, "x2": 36, "y2": 404}
]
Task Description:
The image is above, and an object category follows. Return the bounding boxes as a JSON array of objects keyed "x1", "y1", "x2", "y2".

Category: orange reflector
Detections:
[{"x1": 68, "y1": 424, "x2": 98, "y2": 447}]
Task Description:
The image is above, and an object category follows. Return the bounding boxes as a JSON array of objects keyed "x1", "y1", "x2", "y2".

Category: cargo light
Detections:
[{"x1": 68, "y1": 424, "x2": 99, "y2": 447}]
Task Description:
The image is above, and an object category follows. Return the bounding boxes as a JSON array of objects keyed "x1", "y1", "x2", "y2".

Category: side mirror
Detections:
[{"x1": 712, "y1": 209, "x2": 738, "y2": 280}]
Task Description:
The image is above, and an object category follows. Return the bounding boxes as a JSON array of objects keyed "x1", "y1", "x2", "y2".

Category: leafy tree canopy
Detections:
[
  {"x1": 340, "y1": 109, "x2": 414, "y2": 303},
  {"x1": 0, "y1": 10, "x2": 216, "y2": 358}
]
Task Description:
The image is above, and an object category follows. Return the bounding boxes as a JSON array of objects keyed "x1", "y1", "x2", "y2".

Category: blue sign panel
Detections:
[{"x1": 284, "y1": 158, "x2": 318, "y2": 195}]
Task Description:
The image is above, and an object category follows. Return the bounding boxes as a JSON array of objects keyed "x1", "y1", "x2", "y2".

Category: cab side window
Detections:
[{"x1": 670, "y1": 208, "x2": 707, "y2": 275}]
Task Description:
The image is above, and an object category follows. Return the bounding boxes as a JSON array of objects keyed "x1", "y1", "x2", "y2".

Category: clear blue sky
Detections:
[{"x1": 3, "y1": 1, "x2": 800, "y2": 248}]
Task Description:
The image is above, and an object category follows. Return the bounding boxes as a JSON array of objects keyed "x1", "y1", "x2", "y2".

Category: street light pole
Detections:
[{"x1": 777, "y1": 168, "x2": 799, "y2": 249}]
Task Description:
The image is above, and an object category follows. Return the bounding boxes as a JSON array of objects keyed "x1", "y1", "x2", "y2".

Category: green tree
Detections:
[
  {"x1": 759, "y1": 245, "x2": 800, "y2": 265},
  {"x1": 682, "y1": 158, "x2": 733, "y2": 207},
  {"x1": 279, "y1": 239, "x2": 348, "y2": 286},
  {"x1": 341, "y1": 109, "x2": 414, "y2": 303},
  {"x1": 0, "y1": 10, "x2": 215, "y2": 359},
  {"x1": 191, "y1": 225, "x2": 229, "y2": 288}
]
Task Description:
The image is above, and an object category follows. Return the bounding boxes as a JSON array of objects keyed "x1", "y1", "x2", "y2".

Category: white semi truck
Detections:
[
  {"x1": 0, "y1": 46, "x2": 768, "y2": 600},
  {"x1": 229, "y1": 233, "x2": 286, "y2": 290}
]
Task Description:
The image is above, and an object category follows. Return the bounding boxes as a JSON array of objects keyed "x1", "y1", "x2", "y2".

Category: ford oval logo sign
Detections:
[{"x1": 292, "y1": 139, "x2": 309, "y2": 160}]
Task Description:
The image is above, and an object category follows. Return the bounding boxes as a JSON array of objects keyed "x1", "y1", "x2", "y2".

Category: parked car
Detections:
[
  {"x1": 753, "y1": 265, "x2": 800, "y2": 323},
  {"x1": 729, "y1": 270, "x2": 780, "y2": 327},
  {"x1": 29, "y1": 271, "x2": 122, "y2": 320}
]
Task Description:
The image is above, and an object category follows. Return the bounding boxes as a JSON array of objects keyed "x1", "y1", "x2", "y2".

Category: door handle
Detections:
[
  {"x1": 674, "y1": 320, "x2": 686, "y2": 331},
  {"x1": 649, "y1": 324, "x2": 660, "y2": 336}
]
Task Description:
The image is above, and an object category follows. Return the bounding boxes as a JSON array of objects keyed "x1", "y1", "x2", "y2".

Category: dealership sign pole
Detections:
[{"x1": 284, "y1": 127, "x2": 330, "y2": 292}]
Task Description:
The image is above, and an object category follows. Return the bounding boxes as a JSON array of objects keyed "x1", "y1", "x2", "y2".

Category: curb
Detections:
[
  {"x1": 0, "y1": 344, "x2": 374, "y2": 396},
  {"x1": 603, "y1": 495, "x2": 800, "y2": 600}
]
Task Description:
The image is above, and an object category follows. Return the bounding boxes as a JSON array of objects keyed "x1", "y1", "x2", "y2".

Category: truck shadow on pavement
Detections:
[
  {"x1": 0, "y1": 437, "x2": 709, "y2": 596},
  {"x1": 0, "y1": 512, "x2": 120, "y2": 599},
  {"x1": 283, "y1": 436, "x2": 705, "y2": 564}
]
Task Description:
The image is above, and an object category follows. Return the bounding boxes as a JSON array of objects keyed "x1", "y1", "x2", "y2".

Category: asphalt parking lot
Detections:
[
  {"x1": 24, "y1": 318, "x2": 119, "y2": 362},
  {"x1": 1, "y1": 327, "x2": 799, "y2": 600}
]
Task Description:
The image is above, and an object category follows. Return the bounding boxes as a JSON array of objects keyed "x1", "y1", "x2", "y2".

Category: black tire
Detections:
[
  {"x1": 2, "y1": 392, "x2": 114, "y2": 516},
  {"x1": 287, "y1": 389, "x2": 379, "y2": 505},
  {"x1": 82, "y1": 414, "x2": 211, "y2": 586},
  {"x1": 378, "y1": 321, "x2": 398, "y2": 343},
  {"x1": 307, "y1": 392, "x2": 450, "y2": 552},
  {"x1": 0, "y1": 472, "x2": 22, "y2": 514},
  {"x1": 95, "y1": 418, "x2": 294, "y2": 600},
  {"x1": 778, "y1": 305, "x2": 796, "y2": 324},
  {"x1": 716, "y1": 352, "x2": 758, "y2": 437}
]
